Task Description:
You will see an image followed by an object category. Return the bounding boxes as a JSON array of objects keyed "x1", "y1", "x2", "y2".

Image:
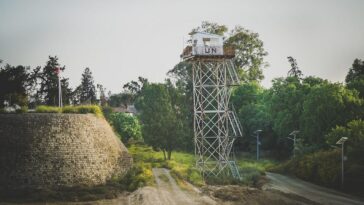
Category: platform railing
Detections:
[{"x1": 181, "y1": 46, "x2": 235, "y2": 59}]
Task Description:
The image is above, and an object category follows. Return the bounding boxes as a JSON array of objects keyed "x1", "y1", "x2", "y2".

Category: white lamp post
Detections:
[
  {"x1": 336, "y1": 137, "x2": 348, "y2": 187},
  {"x1": 287, "y1": 130, "x2": 300, "y2": 158},
  {"x1": 254, "y1": 130, "x2": 262, "y2": 160}
]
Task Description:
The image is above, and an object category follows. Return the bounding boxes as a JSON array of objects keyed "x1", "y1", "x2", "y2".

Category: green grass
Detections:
[
  {"x1": 35, "y1": 105, "x2": 103, "y2": 117},
  {"x1": 236, "y1": 158, "x2": 277, "y2": 186},
  {"x1": 167, "y1": 152, "x2": 204, "y2": 187},
  {"x1": 35, "y1": 105, "x2": 62, "y2": 113},
  {"x1": 62, "y1": 105, "x2": 103, "y2": 117},
  {"x1": 126, "y1": 143, "x2": 276, "y2": 188},
  {"x1": 126, "y1": 143, "x2": 204, "y2": 188}
]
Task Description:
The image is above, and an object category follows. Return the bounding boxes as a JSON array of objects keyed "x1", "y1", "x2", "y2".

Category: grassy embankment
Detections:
[
  {"x1": 35, "y1": 105, "x2": 103, "y2": 117},
  {"x1": 122, "y1": 142, "x2": 277, "y2": 190}
]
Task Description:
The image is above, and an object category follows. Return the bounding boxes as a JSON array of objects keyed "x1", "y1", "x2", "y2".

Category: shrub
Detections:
[
  {"x1": 35, "y1": 105, "x2": 61, "y2": 113},
  {"x1": 62, "y1": 106, "x2": 78, "y2": 113},
  {"x1": 16, "y1": 106, "x2": 28, "y2": 113},
  {"x1": 102, "y1": 106, "x2": 114, "y2": 121},
  {"x1": 118, "y1": 162, "x2": 154, "y2": 191},
  {"x1": 240, "y1": 167, "x2": 262, "y2": 186},
  {"x1": 73, "y1": 105, "x2": 103, "y2": 117},
  {"x1": 270, "y1": 149, "x2": 341, "y2": 188},
  {"x1": 109, "y1": 112, "x2": 142, "y2": 142}
]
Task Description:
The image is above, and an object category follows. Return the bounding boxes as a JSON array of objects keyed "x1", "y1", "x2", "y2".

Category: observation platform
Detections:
[{"x1": 181, "y1": 46, "x2": 235, "y2": 61}]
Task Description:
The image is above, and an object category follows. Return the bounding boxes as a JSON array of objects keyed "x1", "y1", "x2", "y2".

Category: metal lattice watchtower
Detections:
[{"x1": 181, "y1": 32, "x2": 243, "y2": 178}]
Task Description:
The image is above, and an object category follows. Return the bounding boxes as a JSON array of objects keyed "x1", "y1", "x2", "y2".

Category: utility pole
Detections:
[
  {"x1": 254, "y1": 130, "x2": 262, "y2": 160},
  {"x1": 55, "y1": 67, "x2": 63, "y2": 107},
  {"x1": 287, "y1": 130, "x2": 299, "y2": 158},
  {"x1": 336, "y1": 137, "x2": 348, "y2": 187}
]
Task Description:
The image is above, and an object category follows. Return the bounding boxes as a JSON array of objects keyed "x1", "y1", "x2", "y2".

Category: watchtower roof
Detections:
[
  {"x1": 189, "y1": 31, "x2": 224, "y2": 38},
  {"x1": 181, "y1": 31, "x2": 234, "y2": 60}
]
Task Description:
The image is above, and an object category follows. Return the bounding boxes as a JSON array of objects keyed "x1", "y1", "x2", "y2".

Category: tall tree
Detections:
[
  {"x1": 123, "y1": 76, "x2": 149, "y2": 95},
  {"x1": 267, "y1": 77, "x2": 303, "y2": 139},
  {"x1": 97, "y1": 84, "x2": 108, "y2": 106},
  {"x1": 0, "y1": 64, "x2": 32, "y2": 107},
  {"x1": 135, "y1": 83, "x2": 183, "y2": 160},
  {"x1": 165, "y1": 79, "x2": 193, "y2": 151},
  {"x1": 108, "y1": 93, "x2": 123, "y2": 107},
  {"x1": 36, "y1": 56, "x2": 72, "y2": 106},
  {"x1": 287, "y1": 56, "x2": 303, "y2": 79},
  {"x1": 231, "y1": 82, "x2": 271, "y2": 151},
  {"x1": 79, "y1": 67, "x2": 97, "y2": 104},
  {"x1": 345, "y1": 59, "x2": 364, "y2": 98},
  {"x1": 225, "y1": 26, "x2": 268, "y2": 82},
  {"x1": 119, "y1": 92, "x2": 134, "y2": 109},
  {"x1": 191, "y1": 21, "x2": 228, "y2": 35},
  {"x1": 300, "y1": 83, "x2": 363, "y2": 145}
]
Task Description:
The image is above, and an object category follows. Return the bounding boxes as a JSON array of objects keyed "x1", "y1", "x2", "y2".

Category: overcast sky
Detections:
[{"x1": 1, "y1": 0, "x2": 363, "y2": 93}]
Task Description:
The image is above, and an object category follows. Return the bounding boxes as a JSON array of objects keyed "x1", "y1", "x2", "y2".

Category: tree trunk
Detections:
[
  {"x1": 167, "y1": 150, "x2": 172, "y2": 160},
  {"x1": 163, "y1": 149, "x2": 167, "y2": 160}
]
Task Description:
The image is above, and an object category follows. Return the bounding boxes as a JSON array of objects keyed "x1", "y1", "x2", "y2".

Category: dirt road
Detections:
[
  {"x1": 5, "y1": 170, "x2": 363, "y2": 205},
  {"x1": 128, "y1": 168, "x2": 216, "y2": 205},
  {"x1": 266, "y1": 172, "x2": 364, "y2": 205}
]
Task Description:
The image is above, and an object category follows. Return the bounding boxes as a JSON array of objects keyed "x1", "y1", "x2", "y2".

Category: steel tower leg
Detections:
[{"x1": 193, "y1": 59, "x2": 242, "y2": 178}]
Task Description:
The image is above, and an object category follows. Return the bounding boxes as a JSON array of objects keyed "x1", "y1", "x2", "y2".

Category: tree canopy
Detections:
[
  {"x1": 109, "y1": 112, "x2": 142, "y2": 143},
  {"x1": 35, "y1": 56, "x2": 72, "y2": 106},
  {"x1": 346, "y1": 59, "x2": 364, "y2": 98},
  {"x1": 135, "y1": 82, "x2": 188, "y2": 160},
  {"x1": 79, "y1": 67, "x2": 97, "y2": 104},
  {"x1": 0, "y1": 64, "x2": 31, "y2": 107}
]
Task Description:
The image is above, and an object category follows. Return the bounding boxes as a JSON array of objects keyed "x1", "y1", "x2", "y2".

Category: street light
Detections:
[
  {"x1": 287, "y1": 130, "x2": 299, "y2": 158},
  {"x1": 254, "y1": 130, "x2": 262, "y2": 160},
  {"x1": 336, "y1": 137, "x2": 348, "y2": 187}
]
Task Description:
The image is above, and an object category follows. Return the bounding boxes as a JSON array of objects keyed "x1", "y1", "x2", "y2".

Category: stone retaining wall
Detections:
[{"x1": 0, "y1": 113, "x2": 132, "y2": 189}]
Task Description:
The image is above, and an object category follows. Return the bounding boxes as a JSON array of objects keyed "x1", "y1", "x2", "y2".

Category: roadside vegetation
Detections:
[
  {"x1": 119, "y1": 142, "x2": 204, "y2": 191},
  {"x1": 117, "y1": 141, "x2": 276, "y2": 192},
  {"x1": 270, "y1": 119, "x2": 364, "y2": 197},
  {"x1": 108, "y1": 112, "x2": 143, "y2": 143}
]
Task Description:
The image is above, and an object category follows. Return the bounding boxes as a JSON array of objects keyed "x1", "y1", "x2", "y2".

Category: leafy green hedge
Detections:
[
  {"x1": 62, "y1": 105, "x2": 103, "y2": 117},
  {"x1": 108, "y1": 112, "x2": 142, "y2": 142},
  {"x1": 270, "y1": 149, "x2": 341, "y2": 188},
  {"x1": 35, "y1": 105, "x2": 103, "y2": 117},
  {"x1": 35, "y1": 105, "x2": 62, "y2": 113}
]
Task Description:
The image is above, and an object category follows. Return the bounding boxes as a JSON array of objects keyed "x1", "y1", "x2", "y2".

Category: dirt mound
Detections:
[{"x1": 203, "y1": 185, "x2": 319, "y2": 205}]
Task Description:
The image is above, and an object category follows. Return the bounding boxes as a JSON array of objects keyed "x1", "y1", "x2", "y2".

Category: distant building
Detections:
[{"x1": 112, "y1": 104, "x2": 138, "y2": 116}]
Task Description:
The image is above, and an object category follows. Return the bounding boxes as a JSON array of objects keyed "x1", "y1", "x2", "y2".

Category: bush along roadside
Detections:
[{"x1": 269, "y1": 149, "x2": 341, "y2": 188}]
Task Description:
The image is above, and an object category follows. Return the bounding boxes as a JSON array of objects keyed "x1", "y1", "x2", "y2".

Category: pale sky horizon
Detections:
[{"x1": 1, "y1": 0, "x2": 364, "y2": 93}]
